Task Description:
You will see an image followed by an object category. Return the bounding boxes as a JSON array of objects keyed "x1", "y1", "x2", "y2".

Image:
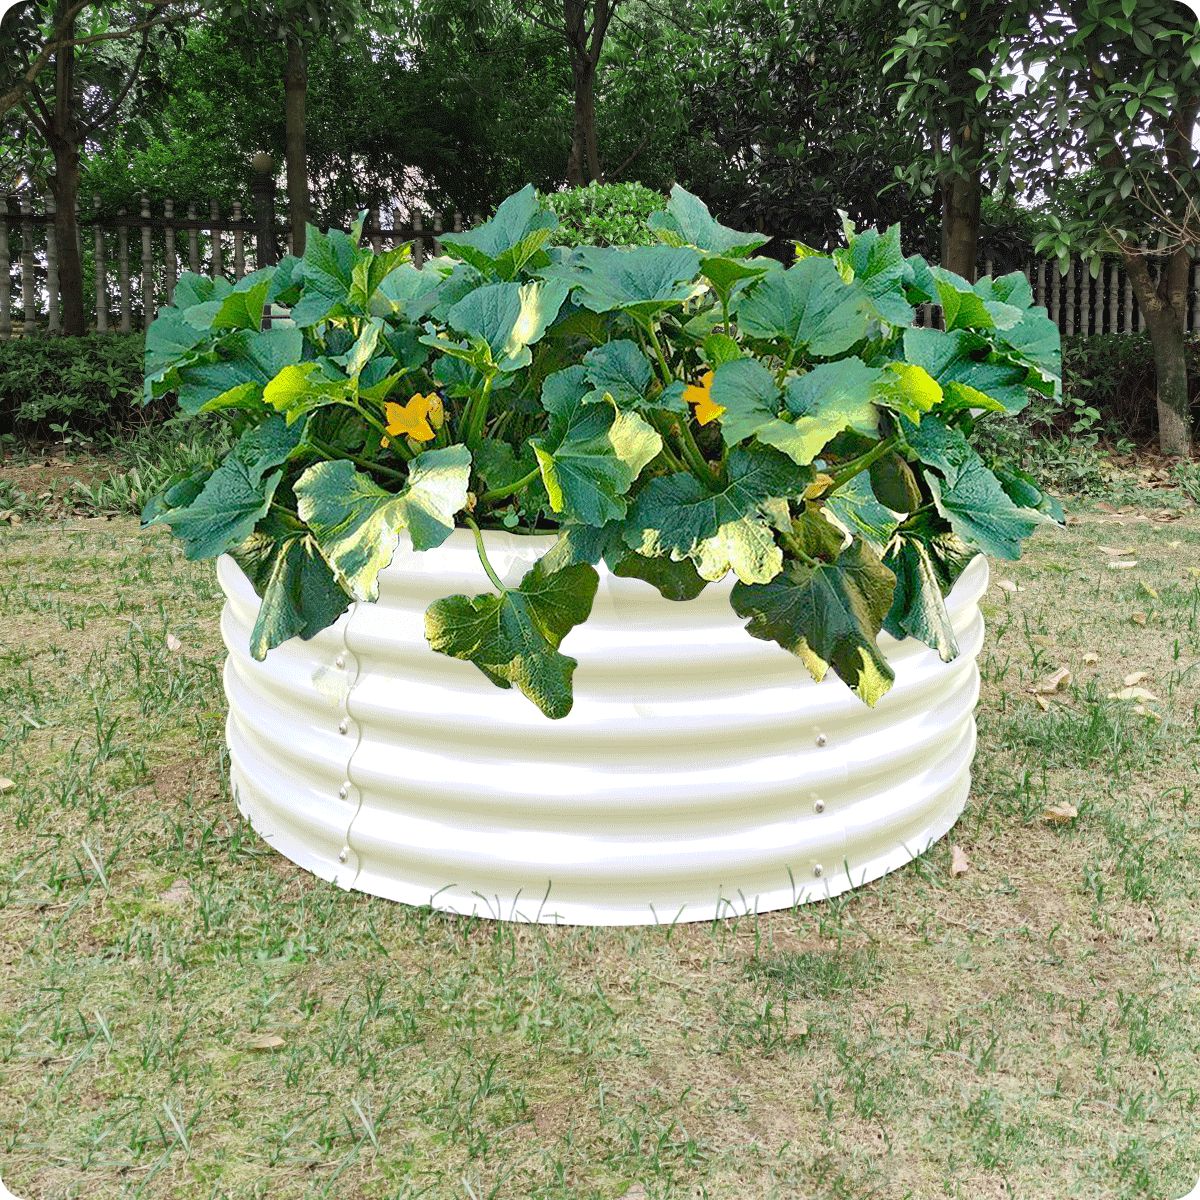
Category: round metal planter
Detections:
[{"x1": 217, "y1": 530, "x2": 988, "y2": 925}]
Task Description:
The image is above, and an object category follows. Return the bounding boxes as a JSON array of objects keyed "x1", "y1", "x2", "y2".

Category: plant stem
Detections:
[
  {"x1": 478, "y1": 467, "x2": 542, "y2": 506},
  {"x1": 643, "y1": 412, "x2": 688, "y2": 474},
  {"x1": 818, "y1": 435, "x2": 900, "y2": 498},
  {"x1": 462, "y1": 374, "x2": 496, "y2": 453},
  {"x1": 309, "y1": 436, "x2": 409, "y2": 481},
  {"x1": 641, "y1": 319, "x2": 675, "y2": 391},
  {"x1": 779, "y1": 527, "x2": 820, "y2": 567},
  {"x1": 464, "y1": 515, "x2": 507, "y2": 592}
]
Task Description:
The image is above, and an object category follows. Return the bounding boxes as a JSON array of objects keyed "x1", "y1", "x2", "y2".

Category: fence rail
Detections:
[
  {"x1": 0, "y1": 192, "x2": 469, "y2": 339},
  {"x1": 2, "y1": 194, "x2": 1197, "y2": 340}
]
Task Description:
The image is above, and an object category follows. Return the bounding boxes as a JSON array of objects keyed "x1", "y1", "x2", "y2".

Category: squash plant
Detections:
[{"x1": 142, "y1": 185, "x2": 1062, "y2": 719}]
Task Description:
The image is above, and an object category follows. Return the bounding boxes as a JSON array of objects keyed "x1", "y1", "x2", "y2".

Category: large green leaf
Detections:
[
  {"x1": 708, "y1": 358, "x2": 782, "y2": 446},
  {"x1": 735, "y1": 256, "x2": 868, "y2": 357},
  {"x1": 990, "y1": 462, "x2": 1065, "y2": 524},
  {"x1": 581, "y1": 339, "x2": 654, "y2": 408},
  {"x1": 287, "y1": 223, "x2": 358, "y2": 326},
  {"x1": 349, "y1": 245, "x2": 411, "y2": 314},
  {"x1": 439, "y1": 185, "x2": 558, "y2": 279},
  {"x1": 210, "y1": 268, "x2": 275, "y2": 332},
  {"x1": 882, "y1": 514, "x2": 976, "y2": 661},
  {"x1": 445, "y1": 280, "x2": 569, "y2": 372},
  {"x1": 902, "y1": 416, "x2": 1039, "y2": 560},
  {"x1": 530, "y1": 367, "x2": 661, "y2": 525},
  {"x1": 901, "y1": 327, "x2": 1030, "y2": 414},
  {"x1": 175, "y1": 327, "x2": 304, "y2": 415},
  {"x1": 698, "y1": 257, "x2": 774, "y2": 309},
  {"x1": 424, "y1": 558, "x2": 598, "y2": 719},
  {"x1": 540, "y1": 245, "x2": 702, "y2": 319},
  {"x1": 230, "y1": 511, "x2": 352, "y2": 660},
  {"x1": 374, "y1": 260, "x2": 453, "y2": 320},
  {"x1": 263, "y1": 359, "x2": 353, "y2": 424},
  {"x1": 835, "y1": 221, "x2": 913, "y2": 327},
  {"x1": 773, "y1": 358, "x2": 883, "y2": 465},
  {"x1": 142, "y1": 415, "x2": 307, "y2": 560},
  {"x1": 172, "y1": 271, "x2": 233, "y2": 314},
  {"x1": 143, "y1": 307, "x2": 214, "y2": 400},
  {"x1": 624, "y1": 444, "x2": 804, "y2": 583},
  {"x1": 730, "y1": 536, "x2": 897, "y2": 706},
  {"x1": 647, "y1": 185, "x2": 768, "y2": 257},
  {"x1": 824, "y1": 472, "x2": 898, "y2": 552},
  {"x1": 295, "y1": 447, "x2": 472, "y2": 601}
]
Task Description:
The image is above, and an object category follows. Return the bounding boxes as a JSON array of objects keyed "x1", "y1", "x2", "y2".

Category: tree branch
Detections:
[
  {"x1": 80, "y1": 23, "x2": 151, "y2": 134},
  {"x1": 605, "y1": 125, "x2": 651, "y2": 180},
  {"x1": 0, "y1": 0, "x2": 95, "y2": 123}
]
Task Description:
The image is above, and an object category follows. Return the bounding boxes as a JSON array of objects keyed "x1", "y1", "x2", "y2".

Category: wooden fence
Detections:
[
  {"x1": 0, "y1": 193, "x2": 468, "y2": 339},
  {"x1": 1, "y1": 193, "x2": 1196, "y2": 339}
]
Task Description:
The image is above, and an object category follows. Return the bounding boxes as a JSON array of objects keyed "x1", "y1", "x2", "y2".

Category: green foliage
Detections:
[
  {"x1": 0, "y1": 334, "x2": 161, "y2": 439},
  {"x1": 541, "y1": 182, "x2": 669, "y2": 249},
  {"x1": 142, "y1": 186, "x2": 1061, "y2": 718}
]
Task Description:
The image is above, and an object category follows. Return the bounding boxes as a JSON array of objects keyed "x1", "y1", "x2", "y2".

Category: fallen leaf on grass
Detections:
[
  {"x1": 1097, "y1": 545, "x2": 1135, "y2": 555},
  {"x1": 1029, "y1": 666, "x2": 1072, "y2": 694},
  {"x1": 1029, "y1": 634, "x2": 1054, "y2": 647},
  {"x1": 1123, "y1": 671, "x2": 1149, "y2": 687},
  {"x1": 1095, "y1": 502, "x2": 1118, "y2": 513},
  {"x1": 1130, "y1": 612, "x2": 1148, "y2": 626},
  {"x1": 1167, "y1": 540, "x2": 1182, "y2": 549},
  {"x1": 1132, "y1": 704, "x2": 1163, "y2": 721},
  {"x1": 1139, "y1": 582, "x2": 1159, "y2": 600},
  {"x1": 1108, "y1": 560, "x2": 1137, "y2": 570},
  {"x1": 1065, "y1": 515, "x2": 1082, "y2": 526},
  {"x1": 1035, "y1": 694, "x2": 1051, "y2": 711},
  {"x1": 0, "y1": 777, "x2": 14, "y2": 792},
  {"x1": 1082, "y1": 652, "x2": 1099, "y2": 665},
  {"x1": 245, "y1": 1035, "x2": 285, "y2": 1051},
  {"x1": 950, "y1": 845, "x2": 969, "y2": 877},
  {"x1": 1109, "y1": 685, "x2": 1159, "y2": 702},
  {"x1": 1188, "y1": 567, "x2": 1200, "y2": 580},
  {"x1": 997, "y1": 579, "x2": 1020, "y2": 593},
  {"x1": 1043, "y1": 803, "x2": 1078, "y2": 824},
  {"x1": 157, "y1": 879, "x2": 191, "y2": 903},
  {"x1": 166, "y1": 633, "x2": 182, "y2": 652}
]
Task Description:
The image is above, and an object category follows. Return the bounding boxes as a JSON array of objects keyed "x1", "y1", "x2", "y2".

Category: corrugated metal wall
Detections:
[{"x1": 219, "y1": 532, "x2": 990, "y2": 925}]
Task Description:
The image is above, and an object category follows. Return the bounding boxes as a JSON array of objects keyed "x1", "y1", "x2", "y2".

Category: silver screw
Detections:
[
  {"x1": 812, "y1": 864, "x2": 823, "y2": 878},
  {"x1": 335, "y1": 655, "x2": 345, "y2": 669},
  {"x1": 815, "y1": 733, "x2": 827, "y2": 747},
  {"x1": 338, "y1": 847, "x2": 349, "y2": 864},
  {"x1": 338, "y1": 783, "x2": 348, "y2": 799},
  {"x1": 338, "y1": 719, "x2": 349, "y2": 735},
  {"x1": 813, "y1": 799, "x2": 825, "y2": 814}
]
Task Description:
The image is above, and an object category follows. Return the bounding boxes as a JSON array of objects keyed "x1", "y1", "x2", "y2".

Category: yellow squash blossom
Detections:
[
  {"x1": 683, "y1": 370, "x2": 724, "y2": 425},
  {"x1": 384, "y1": 393, "x2": 443, "y2": 445}
]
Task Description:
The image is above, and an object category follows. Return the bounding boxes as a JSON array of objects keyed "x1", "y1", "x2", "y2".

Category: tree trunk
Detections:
[
  {"x1": 1123, "y1": 246, "x2": 1193, "y2": 455},
  {"x1": 284, "y1": 31, "x2": 309, "y2": 258},
  {"x1": 49, "y1": 1, "x2": 85, "y2": 336},
  {"x1": 568, "y1": 55, "x2": 599, "y2": 186},
  {"x1": 939, "y1": 123, "x2": 981, "y2": 283}
]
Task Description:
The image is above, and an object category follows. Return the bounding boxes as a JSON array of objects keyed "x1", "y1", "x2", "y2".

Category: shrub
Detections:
[
  {"x1": 0, "y1": 333, "x2": 167, "y2": 442},
  {"x1": 540, "y1": 181, "x2": 666, "y2": 248}
]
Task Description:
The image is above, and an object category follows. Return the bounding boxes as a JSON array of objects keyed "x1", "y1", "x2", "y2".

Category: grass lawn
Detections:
[{"x1": 1, "y1": 445, "x2": 1199, "y2": 1200}]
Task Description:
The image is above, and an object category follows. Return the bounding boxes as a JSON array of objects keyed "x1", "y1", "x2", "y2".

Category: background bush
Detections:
[
  {"x1": 541, "y1": 182, "x2": 667, "y2": 248},
  {"x1": 0, "y1": 333, "x2": 167, "y2": 442}
]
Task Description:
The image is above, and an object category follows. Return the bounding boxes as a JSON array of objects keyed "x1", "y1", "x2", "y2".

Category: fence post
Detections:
[
  {"x1": 251, "y1": 154, "x2": 277, "y2": 271},
  {"x1": 454, "y1": 211, "x2": 462, "y2": 234},
  {"x1": 0, "y1": 198, "x2": 9, "y2": 341},
  {"x1": 92, "y1": 196, "x2": 107, "y2": 333},
  {"x1": 232, "y1": 200, "x2": 245, "y2": 279},
  {"x1": 117, "y1": 207, "x2": 131, "y2": 333},
  {"x1": 432, "y1": 212, "x2": 443, "y2": 257},
  {"x1": 45, "y1": 193, "x2": 60, "y2": 334},
  {"x1": 1065, "y1": 257, "x2": 1076, "y2": 337},
  {"x1": 187, "y1": 201, "x2": 200, "y2": 274},
  {"x1": 1123, "y1": 268, "x2": 1134, "y2": 334},
  {"x1": 1035, "y1": 260, "x2": 1045, "y2": 311},
  {"x1": 141, "y1": 195, "x2": 155, "y2": 327},
  {"x1": 1107, "y1": 262, "x2": 1117, "y2": 335},
  {"x1": 19, "y1": 194, "x2": 36, "y2": 335},
  {"x1": 411, "y1": 212, "x2": 424, "y2": 268},
  {"x1": 164, "y1": 198, "x2": 176, "y2": 305},
  {"x1": 210, "y1": 198, "x2": 223, "y2": 277},
  {"x1": 369, "y1": 205, "x2": 381, "y2": 253},
  {"x1": 1080, "y1": 260, "x2": 1092, "y2": 337}
]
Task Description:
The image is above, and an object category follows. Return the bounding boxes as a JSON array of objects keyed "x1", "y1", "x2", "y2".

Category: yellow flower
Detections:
[
  {"x1": 385, "y1": 393, "x2": 441, "y2": 443},
  {"x1": 683, "y1": 370, "x2": 724, "y2": 425}
]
